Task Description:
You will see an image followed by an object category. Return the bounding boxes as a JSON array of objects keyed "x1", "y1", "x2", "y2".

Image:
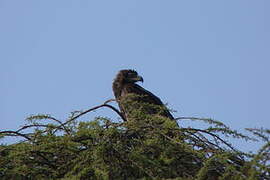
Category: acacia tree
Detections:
[{"x1": 0, "y1": 99, "x2": 269, "y2": 180}]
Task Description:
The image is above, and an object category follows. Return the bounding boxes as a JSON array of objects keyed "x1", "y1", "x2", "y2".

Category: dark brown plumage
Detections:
[{"x1": 112, "y1": 69, "x2": 175, "y2": 122}]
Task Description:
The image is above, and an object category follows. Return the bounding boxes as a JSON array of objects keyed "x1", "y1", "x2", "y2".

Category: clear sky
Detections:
[{"x1": 1, "y1": 1, "x2": 269, "y2": 152}]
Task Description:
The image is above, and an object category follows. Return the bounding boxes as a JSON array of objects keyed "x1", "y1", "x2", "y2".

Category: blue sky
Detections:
[{"x1": 1, "y1": 1, "x2": 269, "y2": 152}]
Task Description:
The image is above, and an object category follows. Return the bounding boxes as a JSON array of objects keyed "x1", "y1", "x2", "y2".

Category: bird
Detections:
[{"x1": 112, "y1": 69, "x2": 176, "y2": 124}]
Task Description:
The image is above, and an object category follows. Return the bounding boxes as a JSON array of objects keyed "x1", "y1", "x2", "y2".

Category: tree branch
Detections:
[
  {"x1": 61, "y1": 99, "x2": 126, "y2": 126},
  {"x1": 0, "y1": 130, "x2": 32, "y2": 141}
]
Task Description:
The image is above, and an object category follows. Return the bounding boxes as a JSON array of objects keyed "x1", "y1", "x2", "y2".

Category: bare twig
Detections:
[
  {"x1": 0, "y1": 131, "x2": 32, "y2": 141},
  {"x1": 61, "y1": 99, "x2": 126, "y2": 126}
]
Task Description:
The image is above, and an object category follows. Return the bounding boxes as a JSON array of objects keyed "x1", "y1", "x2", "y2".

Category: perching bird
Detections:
[{"x1": 112, "y1": 69, "x2": 176, "y2": 123}]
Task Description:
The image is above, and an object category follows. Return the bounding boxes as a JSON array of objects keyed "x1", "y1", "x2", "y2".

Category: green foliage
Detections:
[{"x1": 0, "y1": 101, "x2": 269, "y2": 179}]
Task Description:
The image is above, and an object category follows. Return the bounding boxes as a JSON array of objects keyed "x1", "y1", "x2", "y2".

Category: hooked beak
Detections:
[{"x1": 132, "y1": 75, "x2": 144, "y2": 83}]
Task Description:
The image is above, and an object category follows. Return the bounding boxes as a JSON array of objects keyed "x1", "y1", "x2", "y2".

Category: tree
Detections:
[{"x1": 0, "y1": 99, "x2": 269, "y2": 180}]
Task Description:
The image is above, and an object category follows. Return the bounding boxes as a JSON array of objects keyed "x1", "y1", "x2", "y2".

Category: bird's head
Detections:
[{"x1": 117, "y1": 69, "x2": 144, "y2": 84}]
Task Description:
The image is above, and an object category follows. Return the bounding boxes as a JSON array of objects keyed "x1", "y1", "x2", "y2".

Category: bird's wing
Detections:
[{"x1": 121, "y1": 84, "x2": 174, "y2": 120}]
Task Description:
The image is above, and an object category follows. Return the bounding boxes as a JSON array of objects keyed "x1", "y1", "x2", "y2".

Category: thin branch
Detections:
[
  {"x1": 103, "y1": 104, "x2": 126, "y2": 121},
  {"x1": 181, "y1": 128, "x2": 239, "y2": 153},
  {"x1": 61, "y1": 99, "x2": 126, "y2": 126},
  {"x1": 185, "y1": 130, "x2": 220, "y2": 151},
  {"x1": 0, "y1": 131, "x2": 32, "y2": 141},
  {"x1": 17, "y1": 124, "x2": 64, "y2": 132},
  {"x1": 45, "y1": 116, "x2": 70, "y2": 135},
  {"x1": 175, "y1": 117, "x2": 211, "y2": 121}
]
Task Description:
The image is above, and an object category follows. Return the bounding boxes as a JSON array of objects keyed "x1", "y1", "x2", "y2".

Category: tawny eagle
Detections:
[{"x1": 112, "y1": 69, "x2": 175, "y2": 122}]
